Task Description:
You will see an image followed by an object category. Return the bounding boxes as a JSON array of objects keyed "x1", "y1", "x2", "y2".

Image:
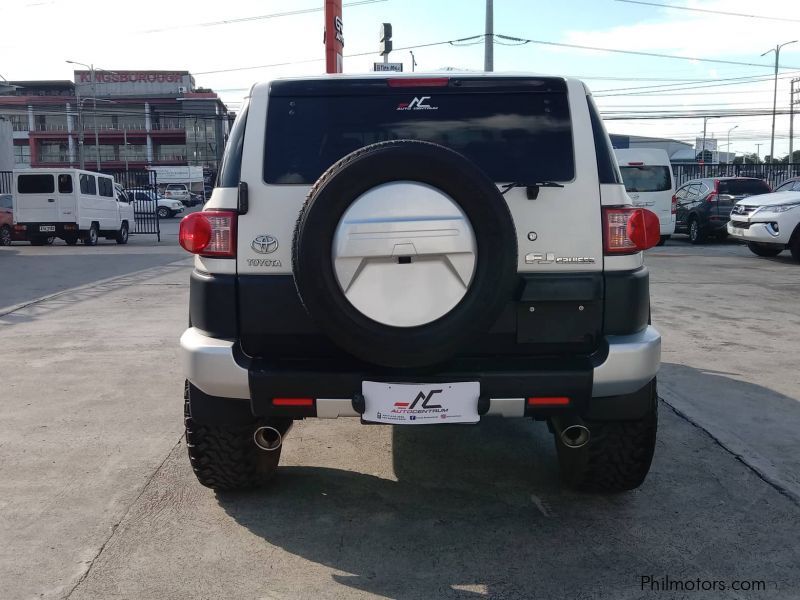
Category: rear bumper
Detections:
[{"x1": 180, "y1": 325, "x2": 661, "y2": 418}]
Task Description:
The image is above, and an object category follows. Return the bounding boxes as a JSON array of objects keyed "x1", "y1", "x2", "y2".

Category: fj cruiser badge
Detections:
[
  {"x1": 251, "y1": 234, "x2": 278, "y2": 254},
  {"x1": 525, "y1": 253, "x2": 596, "y2": 265}
]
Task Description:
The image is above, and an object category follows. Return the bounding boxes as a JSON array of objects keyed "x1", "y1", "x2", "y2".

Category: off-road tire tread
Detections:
[
  {"x1": 184, "y1": 383, "x2": 280, "y2": 491},
  {"x1": 556, "y1": 380, "x2": 658, "y2": 492}
]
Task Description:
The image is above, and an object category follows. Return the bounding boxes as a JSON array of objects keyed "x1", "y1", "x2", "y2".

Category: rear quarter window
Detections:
[
  {"x1": 98, "y1": 178, "x2": 114, "y2": 197},
  {"x1": 217, "y1": 101, "x2": 249, "y2": 188},
  {"x1": 264, "y1": 89, "x2": 575, "y2": 184},
  {"x1": 586, "y1": 96, "x2": 621, "y2": 185},
  {"x1": 80, "y1": 174, "x2": 97, "y2": 195},
  {"x1": 18, "y1": 174, "x2": 54, "y2": 194}
]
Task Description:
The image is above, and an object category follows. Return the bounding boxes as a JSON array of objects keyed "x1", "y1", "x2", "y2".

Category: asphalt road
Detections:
[{"x1": 1, "y1": 233, "x2": 798, "y2": 600}]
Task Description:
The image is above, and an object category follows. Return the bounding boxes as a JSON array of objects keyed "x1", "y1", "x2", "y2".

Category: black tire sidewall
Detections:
[
  {"x1": 293, "y1": 140, "x2": 518, "y2": 368},
  {"x1": 0, "y1": 226, "x2": 11, "y2": 246}
]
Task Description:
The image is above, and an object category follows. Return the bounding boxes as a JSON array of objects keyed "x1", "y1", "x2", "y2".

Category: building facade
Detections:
[{"x1": 0, "y1": 71, "x2": 232, "y2": 173}]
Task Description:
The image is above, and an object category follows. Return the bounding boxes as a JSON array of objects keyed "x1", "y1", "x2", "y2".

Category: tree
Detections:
[
  {"x1": 733, "y1": 153, "x2": 760, "y2": 164},
  {"x1": 781, "y1": 150, "x2": 800, "y2": 163}
]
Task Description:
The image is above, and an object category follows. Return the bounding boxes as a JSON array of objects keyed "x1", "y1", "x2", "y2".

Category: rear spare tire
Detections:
[{"x1": 292, "y1": 140, "x2": 517, "y2": 368}]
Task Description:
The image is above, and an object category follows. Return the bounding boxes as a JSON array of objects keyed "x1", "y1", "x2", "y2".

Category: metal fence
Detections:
[
  {"x1": 673, "y1": 163, "x2": 800, "y2": 189},
  {"x1": 0, "y1": 171, "x2": 11, "y2": 194},
  {"x1": 104, "y1": 169, "x2": 161, "y2": 241}
]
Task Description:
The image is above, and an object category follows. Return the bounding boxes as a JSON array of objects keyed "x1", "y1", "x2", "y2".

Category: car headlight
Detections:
[{"x1": 755, "y1": 202, "x2": 800, "y2": 215}]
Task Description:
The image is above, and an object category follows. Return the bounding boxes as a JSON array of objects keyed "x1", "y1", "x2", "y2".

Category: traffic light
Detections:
[{"x1": 380, "y1": 22, "x2": 392, "y2": 56}]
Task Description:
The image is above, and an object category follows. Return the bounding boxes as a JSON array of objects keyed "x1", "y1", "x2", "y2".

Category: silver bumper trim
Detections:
[
  {"x1": 181, "y1": 324, "x2": 661, "y2": 407},
  {"x1": 180, "y1": 328, "x2": 248, "y2": 398},
  {"x1": 592, "y1": 326, "x2": 661, "y2": 397}
]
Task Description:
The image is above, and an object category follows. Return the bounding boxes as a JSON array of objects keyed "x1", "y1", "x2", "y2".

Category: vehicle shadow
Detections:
[{"x1": 217, "y1": 400, "x2": 799, "y2": 599}]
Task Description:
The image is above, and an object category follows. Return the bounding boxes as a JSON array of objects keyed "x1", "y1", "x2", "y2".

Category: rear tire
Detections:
[
  {"x1": 747, "y1": 242, "x2": 783, "y2": 257},
  {"x1": 657, "y1": 235, "x2": 669, "y2": 246},
  {"x1": 0, "y1": 225, "x2": 11, "y2": 246},
  {"x1": 83, "y1": 223, "x2": 99, "y2": 246},
  {"x1": 184, "y1": 384, "x2": 281, "y2": 491},
  {"x1": 555, "y1": 379, "x2": 658, "y2": 492},
  {"x1": 115, "y1": 222, "x2": 129, "y2": 245},
  {"x1": 688, "y1": 218, "x2": 706, "y2": 244}
]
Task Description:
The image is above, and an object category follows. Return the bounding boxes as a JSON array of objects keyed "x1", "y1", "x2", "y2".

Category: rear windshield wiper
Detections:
[{"x1": 500, "y1": 181, "x2": 565, "y2": 199}]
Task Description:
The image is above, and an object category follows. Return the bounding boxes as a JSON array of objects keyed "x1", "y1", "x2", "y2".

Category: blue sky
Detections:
[{"x1": 3, "y1": 0, "x2": 800, "y2": 158}]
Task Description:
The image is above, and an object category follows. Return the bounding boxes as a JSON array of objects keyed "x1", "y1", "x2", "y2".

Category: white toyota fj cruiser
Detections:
[{"x1": 179, "y1": 74, "x2": 662, "y2": 492}]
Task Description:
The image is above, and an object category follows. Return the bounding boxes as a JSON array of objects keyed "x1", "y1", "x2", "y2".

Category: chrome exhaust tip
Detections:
[
  {"x1": 253, "y1": 426, "x2": 283, "y2": 452},
  {"x1": 560, "y1": 424, "x2": 591, "y2": 449}
]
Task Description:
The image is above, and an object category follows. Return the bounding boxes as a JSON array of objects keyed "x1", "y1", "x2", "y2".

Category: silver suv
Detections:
[{"x1": 179, "y1": 74, "x2": 662, "y2": 493}]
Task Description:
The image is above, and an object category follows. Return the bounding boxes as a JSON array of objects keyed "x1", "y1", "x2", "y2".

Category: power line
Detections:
[
  {"x1": 615, "y1": 0, "x2": 800, "y2": 23},
  {"x1": 194, "y1": 35, "x2": 486, "y2": 75},
  {"x1": 495, "y1": 34, "x2": 800, "y2": 70},
  {"x1": 143, "y1": 0, "x2": 387, "y2": 34}
]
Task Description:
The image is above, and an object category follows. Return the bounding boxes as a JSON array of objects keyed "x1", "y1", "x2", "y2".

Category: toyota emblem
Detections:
[{"x1": 251, "y1": 234, "x2": 278, "y2": 254}]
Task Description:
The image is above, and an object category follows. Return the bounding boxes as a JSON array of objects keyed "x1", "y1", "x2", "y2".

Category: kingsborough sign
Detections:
[{"x1": 73, "y1": 70, "x2": 195, "y2": 97}]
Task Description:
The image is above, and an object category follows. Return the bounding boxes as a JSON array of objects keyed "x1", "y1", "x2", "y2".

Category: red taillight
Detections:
[
  {"x1": 387, "y1": 77, "x2": 449, "y2": 87},
  {"x1": 671, "y1": 195, "x2": 677, "y2": 215},
  {"x1": 528, "y1": 396, "x2": 570, "y2": 406},
  {"x1": 272, "y1": 398, "x2": 314, "y2": 406},
  {"x1": 179, "y1": 210, "x2": 237, "y2": 257},
  {"x1": 603, "y1": 207, "x2": 661, "y2": 254}
]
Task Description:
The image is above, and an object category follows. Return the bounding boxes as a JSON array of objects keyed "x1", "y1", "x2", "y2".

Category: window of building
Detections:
[{"x1": 14, "y1": 145, "x2": 31, "y2": 165}]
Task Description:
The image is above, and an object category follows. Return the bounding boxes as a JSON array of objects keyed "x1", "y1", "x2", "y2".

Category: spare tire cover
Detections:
[{"x1": 292, "y1": 140, "x2": 517, "y2": 368}]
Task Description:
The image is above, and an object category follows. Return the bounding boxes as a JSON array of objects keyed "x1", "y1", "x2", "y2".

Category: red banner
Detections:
[{"x1": 324, "y1": 0, "x2": 343, "y2": 73}]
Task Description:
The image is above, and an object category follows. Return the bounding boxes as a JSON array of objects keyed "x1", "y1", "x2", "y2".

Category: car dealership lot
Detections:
[{"x1": 1, "y1": 236, "x2": 798, "y2": 599}]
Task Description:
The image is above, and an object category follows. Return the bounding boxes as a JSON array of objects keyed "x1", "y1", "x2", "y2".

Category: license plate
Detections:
[
  {"x1": 362, "y1": 381, "x2": 480, "y2": 425},
  {"x1": 39, "y1": 225, "x2": 55, "y2": 232}
]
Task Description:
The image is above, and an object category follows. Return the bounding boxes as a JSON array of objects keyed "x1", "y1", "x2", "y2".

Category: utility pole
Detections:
[
  {"x1": 700, "y1": 116, "x2": 717, "y2": 163},
  {"x1": 790, "y1": 78, "x2": 800, "y2": 168},
  {"x1": 761, "y1": 40, "x2": 797, "y2": 163},
  {"x1": 756, "y1": 143, "x2": 763, "y2": 163},
  {"x1": 484, "y1": 0, "x2": 493, "y2": 72}
]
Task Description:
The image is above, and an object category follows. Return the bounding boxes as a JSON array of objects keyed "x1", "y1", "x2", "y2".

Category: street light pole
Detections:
[
  {"x1": 484, "y1": 0, "x2": 493, "y2": 72},
  {"x1": 761, "y1": 40, "x2": 797, "y2": 163},
  {"x1": 726, "y1": 125, "x2": 738, "y2": 163},
  {"x1": 67, "y1": 60, "x2": 101, "y2": 170},
  {"x1": 756, "y1": 143, "x2": 763, "y2": 163}
]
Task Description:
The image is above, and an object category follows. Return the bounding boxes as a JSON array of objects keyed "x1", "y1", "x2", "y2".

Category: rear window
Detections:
[
  {"x1": 718, "y1": 179, "x2": 770, "y2": 195},
  {"x1": 619, "y1": 166, "x2": 672, "y2": 192},
  {"x1": 264, "y1": 91, "x2": 574, "y2": 184},
  {"x1": 18, "y1": 174, "x2": 54, "y2": 194}
]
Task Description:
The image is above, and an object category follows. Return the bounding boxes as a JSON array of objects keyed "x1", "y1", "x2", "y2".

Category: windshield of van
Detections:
[
  {"x1": 619, "y1": 166, "x2": 671, "y2": 192},
  {"x1": 264, "y1": 91, "x2": 574, "y2": 184}
]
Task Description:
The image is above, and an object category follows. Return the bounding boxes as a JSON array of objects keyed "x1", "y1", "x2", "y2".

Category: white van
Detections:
[
  {"x1": 12, "y1": 169, "x2": 134, "y2": 246},
  {"x1": 615, "y1": 149, "x2": 676, "y2": 245}
]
